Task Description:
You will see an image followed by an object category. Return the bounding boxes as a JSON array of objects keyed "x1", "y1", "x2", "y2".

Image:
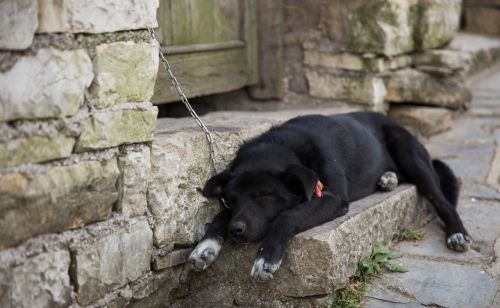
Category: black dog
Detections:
[{"x1": 189, "y1": 111, "x2": 471, "y2": 281}]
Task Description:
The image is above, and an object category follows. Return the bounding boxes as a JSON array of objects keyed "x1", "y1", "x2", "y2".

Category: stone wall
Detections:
[
  {"x1": 0, "y1": 1, "x2": 165, "y2": 307},
  {"x1": 282, "y1": 0, "x2": 471, "y2": 136}
]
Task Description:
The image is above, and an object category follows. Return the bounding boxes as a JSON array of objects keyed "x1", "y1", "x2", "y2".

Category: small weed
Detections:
[
  {"x1": 332, "y1": 281, "x2": 366, "y2": 308},
  {"x1": 332, "y1": 243, "x2": 407, "y2": 308},
  {"x1": 394, "y1": 227, "x2": 426, "y2": 242}
]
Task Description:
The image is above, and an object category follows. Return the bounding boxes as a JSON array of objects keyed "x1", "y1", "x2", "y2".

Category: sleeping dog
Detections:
[{"x1": 189, "y1": 111, "x2": 471, "y2": 281}]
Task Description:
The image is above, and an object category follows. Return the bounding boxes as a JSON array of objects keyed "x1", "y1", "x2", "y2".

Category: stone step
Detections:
[
  {"x1": 450, "y1": 32, "x2": 500, "y2": 76},
  {"x1": 148, "y1": 108, "x2": 437, "y2": 306},
  {"x1": 174, "y1": 186, "x2": 432, "y2": 307}
]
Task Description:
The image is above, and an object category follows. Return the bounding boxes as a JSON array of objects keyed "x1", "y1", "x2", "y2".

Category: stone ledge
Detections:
[
  {"x1": 450, "y1": 32, "x2": 500, "y2": 76},
  {"x1": 149, "y1": 108, "x2": 358, "y2": 248},
  {"x1": 175, "y1": 185, "x2": 432, "y2": 307}
]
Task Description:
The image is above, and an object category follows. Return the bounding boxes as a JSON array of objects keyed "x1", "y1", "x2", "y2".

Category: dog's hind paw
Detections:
[
  {"x1": 188, "y1": 239, "x2": 221, "y2": 271},
  {"x1": 378, "y1": 171, "x2": 398, "y2": 191},
  {"x1": 446, "y1": 233, "x2": 472, "y2": 252},
  {"x1": 250, "y1": 258, "x2": 282, "y2": 281}
]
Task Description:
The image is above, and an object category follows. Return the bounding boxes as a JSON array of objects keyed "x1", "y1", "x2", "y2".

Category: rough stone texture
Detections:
[
  {"x1": 37, "y1": 0, "x2": 159, "y2": 33},
  {"x1": 0, "y1": 158, "x2": 119, "y2": 249},
  {"x1": 304, "y1": 51, "x2": 412, "y2": 73},
  {"x1": 0, "y1": 250, "x2": 71, "y2": 308},
  {"x1": 384, "y1": 68, "x2": 470, "y2": 109},
  {"x1": 93, "y1": 41, "x2": 159, "y2": 108},
  {"x1": 389, "y1": 106, "x2": 454, "y2": 137},
  {"x1": 413, "y1": 49, "x2": 472, "y2": 74},
  {"x1": 306, "y1": 70, "x2": 386, "y2": 107},
  {"x1": 117, "y1": 144, "x2": 151, "y2": 217},
  {"x1": 153, "y1": 248, "x2": 191, "y2": 270},
  {"x1": 176, "y1": 186, "x2": 431, "y2": 306},
  {"x1": 450, "y1": 33, "x2": 500, "y2": 76},
  {"x1": 0, "y1": 0, "x2": 37, "y2": 50},
  {"x1": 0, "y1": 49, "x2": 93, "y2": 122},
  {"x1": 416, "y1": 0, "x2": 462, "y2": 50},
  {"x1": 75, "y1": 105, "x2": 158, "y2": 152},
  {"x1": 364, "y1": 258, "x2": 497, "y2": 307},
  {"x1": 0, "y1": 134, "x2": 75, "y2": 168},
  {"x1": 327, "y1": 0, "x2": 415, "y2": 56},
  {"x1": 71, "y1": 220, "x2": 153, "y2": 305}
]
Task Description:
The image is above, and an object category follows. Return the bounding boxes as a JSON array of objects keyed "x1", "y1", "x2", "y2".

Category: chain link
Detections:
[
  {"x1": 148, "y1": 28, "x2": 230, "y2": 209},
  {"x1": 148, "y1": 28, "x2": 218, "y2": 177}
]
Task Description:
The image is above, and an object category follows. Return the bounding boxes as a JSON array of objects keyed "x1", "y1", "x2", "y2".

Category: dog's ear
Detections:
[
  {"x1": 280, "y1": 165, "x2": 318, "y2": 201},
  {"x1": 203, "y1": 170, "x2": 231, "y2": 198}
]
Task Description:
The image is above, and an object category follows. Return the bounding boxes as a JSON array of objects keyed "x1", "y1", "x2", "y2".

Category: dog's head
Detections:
[{"x1": 203, "y1": 165, "x2": 318, "y2": 242}]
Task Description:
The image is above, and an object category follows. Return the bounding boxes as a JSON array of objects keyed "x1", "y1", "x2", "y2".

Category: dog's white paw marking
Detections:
[
  {"x1": 188, "y1": 238, "x2": 222, "y2": 271},
  {"x1": 447, "y1": 233, "x2": 472, "y2": 252},
  {"x1": 250, "y1": 257, "x2": 282, "y2": 281},
  {"x1": 378, "y1": 171, "x2": 398, "y2": 191}
]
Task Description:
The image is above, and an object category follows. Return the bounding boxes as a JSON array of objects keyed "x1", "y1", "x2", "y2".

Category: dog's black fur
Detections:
[{"x1": 189, "y1": 111, "x2": 471, "y2": 281}]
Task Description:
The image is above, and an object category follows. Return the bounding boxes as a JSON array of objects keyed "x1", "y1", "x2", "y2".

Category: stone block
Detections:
[
  {"x1": 37, "y1": 0, "x2": 159, "y2": 33},
  {"x1": 304, "y1": 51, "x2": 412, "y2": 72},
  {"x1": 384, "y1": 69, "x2": 471, "y2": 109},
  {"x1": 153, "y1": 248, "x2": 191, "y2": 270},
  {"x1": 118, "y1": 144, "x2": 151, "y2": 217},
  {"x1": 75, "y1": 105, "x2": 158, "y2": 152},
  {"x1": 367, "y1": 257, "x2": 497, "y2": 307},
  {"x1": 71, "y1": 220, "x2": 153, "y2": 305},
  {"x1": 0, "y1": 250, "x2": 71, "y2": 308},
  {"x1": 327, "y1": 0, "x2": 415, "y2": 56},
  {"x1": 389, "y1": 106, "x2": 454, "y2": 137},
  {"x1": 0, "y1": 158, "x2": 119, "y2": 249},
  {"x1": 413, "y1": 49, "x2": 472, "y2": 74},
  {"x1": 93, "y1": 41, "x2": 159, "y2": 108},
  {"x1": 0, "y1": 134, "x2": 75, "y2": 169},
  {"x1": 0, "y1": 49, "x2": 93, "y2": 122},
  {"x1": 416, "y1": 0, "x2": 462, "y2": 50},
  {"x1": 178, "y1": 186, "x2": 430, "y2": 306},
  {"x1": 306, "y1": 70, "x2": 386, "y2": 106},
  {"x1": 0, "y1": 0, "x2": 37, "y2": 49}
]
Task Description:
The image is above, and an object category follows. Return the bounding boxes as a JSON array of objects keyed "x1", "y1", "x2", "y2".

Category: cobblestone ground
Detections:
[{"x1": 363, "y1": 70, "x2": 500, "y2": 307}]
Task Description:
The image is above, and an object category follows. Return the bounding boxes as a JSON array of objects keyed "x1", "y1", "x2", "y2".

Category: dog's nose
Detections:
[{"x1": 229, "y1": 221, "x2": 246, "y2": 236}]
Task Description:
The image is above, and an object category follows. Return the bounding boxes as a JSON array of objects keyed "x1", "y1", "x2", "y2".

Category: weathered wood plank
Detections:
[
  {"x1": 157, "y1": 0, "x2": 172, "y2": 45},
  {"x1": 152, "y1": 47, "x2": 249, "y2": 103},
  {"x1": 214, "y1": 0, "x2": 240, "y2": 42},
  {"x1": 190, "y1": 0, "x2": 215, "y2": 43},
  {"x1": 171, "y1": 0, "x2": 192, "y2": 45},
  {"x1": 244, "y1": 0, "x2": 259, "y2": 85},
  {"x1": 248, "y1": 0, "x2": 284, "y2": 99}
]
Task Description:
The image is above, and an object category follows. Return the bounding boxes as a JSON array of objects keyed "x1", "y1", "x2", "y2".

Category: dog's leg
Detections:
[
  {"x1": 251, "y1": 190, "x2": 348, "y2": 281},
  {"x1": 188, "y1": 209, "x2": 230, "y2": 271},
  {"x1": 383, "y1": 125, "x2": 471, "y2": 251},
  {"x1": 378, "y1": 171, "x2": 398, "y2": 191}
]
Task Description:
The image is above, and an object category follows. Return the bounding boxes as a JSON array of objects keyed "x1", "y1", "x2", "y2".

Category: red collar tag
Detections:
[{"x1": 315, "y1": 180, "x2": 324, "y2": 198}]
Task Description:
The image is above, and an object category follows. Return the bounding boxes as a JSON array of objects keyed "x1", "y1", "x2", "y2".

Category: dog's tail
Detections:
[{"x1": 432, "y1": 159, "x2": 460, "y2": 208}]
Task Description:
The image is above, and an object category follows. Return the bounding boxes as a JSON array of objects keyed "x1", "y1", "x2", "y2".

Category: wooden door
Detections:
[{"x1": 153, "y1": 0, "x2": 258, "y2": 104}]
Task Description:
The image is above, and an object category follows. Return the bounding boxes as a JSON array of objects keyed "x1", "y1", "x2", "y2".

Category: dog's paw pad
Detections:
[
  {"x1": 188, "y1": 239, "x2": 221, "y2": 271},
  {"x1": 378, "y1": 171, "x2": 398, "y2": 191},
  {"x1": 447, "y1": 233, "x2": 472, "y2": 252},
  {"x1": 250, "y1": 258, "x2": 282, "y2": 281}
]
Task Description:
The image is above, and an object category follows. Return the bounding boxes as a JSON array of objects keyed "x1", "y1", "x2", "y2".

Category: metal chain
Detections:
[
  {"x1": 148, "y1": 28, "x2": 230, "y2": 210},
  {"x1": 148, "y1": 28, "x2": 218, "y2": 176}
]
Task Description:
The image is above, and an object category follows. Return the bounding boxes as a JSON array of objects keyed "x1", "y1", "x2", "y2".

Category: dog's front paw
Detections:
[
  {"x1": 378, "y1": 171, "x2": 398, "y2": 191},
  {"x1": 188, "y1": 239, "x2": 222, "y2": 271},
  {"x1": 447, "y1": 233, "x2": 472, "y2": 252},
  {"x1": 250, "y1": 257, "x2": 282, "y2": 281}
]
